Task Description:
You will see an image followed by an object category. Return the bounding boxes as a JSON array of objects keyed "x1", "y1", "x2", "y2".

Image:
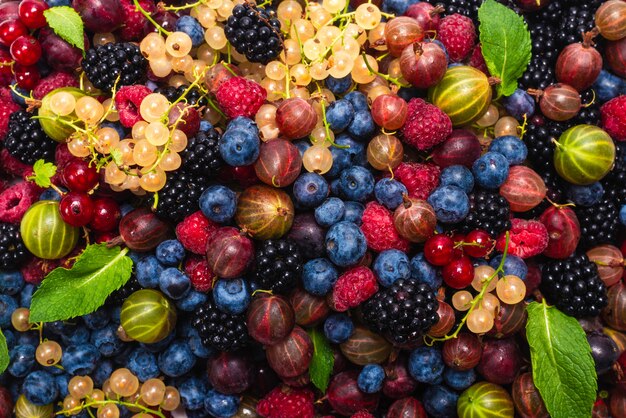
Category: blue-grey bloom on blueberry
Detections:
[
  {"x1": 178, "y1": 376, "x2": 209, "y2": 410},
  {"x1": 345, "y1": 91, "x2": 368, "y2": 112},
  {"x1": 8, "y1": 344, "x2": 35, "y2": 378},
  {"x1": 61, "y1": 344, "x2": 101, "y2": 375},
  {"x1": 0, "y1": 295, "x2": 17, "y2": 327},
  {"x1": 375, "y1": 178, "x2": 408, "y2": 210},
  {"x1": 127, "y1": 348, "x2": 160, "y2": 382},
  {"x1": 373, "y1": 249, "x2": 411, "y2": 287},
  {"x1": 155, "y1": 239, "x2": 186, "y2": 266},
  {"x1": 339, "y1": 166, "x2": 375, "y2": 202},
  {"x1": 567, "y1": 182, "x2": 604, "y2": 207},
  {"x1": 0, "y1": 271, "x2": 23, "y2": 295},
  {"x1": 440, "y1": 165, "x2": 474, "y2": 193},
  {"x1": 204, "y1": 389, "x2": 241, "y2": 418},
  {"x1": 427, "y1": 185, "x2": 470, "y2": 224},
  {"x1": 175, "y1": 15, "x2": 204, "y2": 47},
  {"x1": 472, "y1": 151, "x2": 510, "y2": 189},
  {"x1": 324, "y1": 313, "x2": 354, "y2": 344},
  {"x1": 293, "y1": 173, "x2": 329, "y2": 208},
  {"x1": 490, "y1": 254, "x2": 528, "y2": 279},
  {"x1": 213, "y1": 278, "x2": 250, "y2": 315},
  {"x1": 347, "y1": 110, "x2": 376, "y2": 139},
  {"x1": 408, "y1": 346, "x2": 445, "y2": 384},
  {"x1": 326, "y1": 75, "x2": 353, "y2": 94},
  {"x1": 343, "y1": 201, "x2": 365, "y2": 225},
  {"x1": 443, "y1": 368, "x2": 476, "y2": 390},
  {"x1": 326, "y1": 99, "x2": 355, "y2": 131},
  {"x1": 176, "y1": 290, "x2": 208, "y2": 312},
  {"x1": 219, "y1": 126, "x2": 260, "y2": 166},
  {"x1": 315, "y1": 197, "x2": 346, "y2": 227},
  {"x1": 357, "y1": 364, "x2": 385, "y2": 393},
  {"x1": 489, "y1": 136, "x2": 528, "y2": 165},
  {"x1": 325, "y1": 221, "x2": 367, "y2": 267},
  {"x1": 158, "y1": 340, "x2": 196, "y2": 378},
  {"x1": 22, "y1": 370, "x2": 58, "y2": 406},
  {"x1": 302, "y1": 258, "x2": 338, "y2": 296},
  {"x1": 159, "y1": 268, "x2": 191, "y2": 300},
  {"x1": 136, "y1": 255, "x2": 163, "y2": 288},
  {"x1": 423, "y1": 384, "x2": 459, "y2": 418},
  {"x1": 90, "y1": 324, "x2": 123, "y2": 357},
  {"x1": 200, "y1": 185, "x2": 238, "y2": 223}
]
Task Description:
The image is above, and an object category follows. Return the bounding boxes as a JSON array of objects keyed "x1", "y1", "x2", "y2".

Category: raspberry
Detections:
[
  {"x1": 330, "y1": 266, "x2": 378, "y2": 312},
  {"x1": 54, "y1": 144, "x2": 76, "y2": 170},
  {"x1": 117, "y1": 0, "x2": 155, "y2": 41},
  {"x1": 115, "y1": 85, "x2": 152, "y2": 128},
  {"x1": 361, "y1": 201, "x2": 410, "y2": 253},
  {"x1": 32, "y1": 72, "x2": 79, "y2": 100},
  {"x1": 495, "y1": 218, "x2": 549, "y2": 259},
  {"x1": 392, "y1": 162, "x2": 441, "y2": 200},
  {"x1": 175, "y1": 210, "x2": 218, "y2": 254},
  {"x1": 468, "y1": 44, "x2": 489, "y2": 75},
  {"x1": 351, "y1": 412, "x2": 376, "y2": 418},
  {"x1": 0, "y1": 98, "x2": 20, "y2": 140},
  {"x1": 0, "y1": 149, "x2": 32, "y2": 178},
  {"x1": 21, "y1": 257, "x2": 59, "y2": 285},
  {"x1": 437, "y1": 13, "x2": 476, "y2": 62},
  {"x1": 0, "y1": 181, "x2": 41, "y2": 223},
  {"x1": 257, "y1": 386, "x2": 315, "y2": 418},
  {"x1": 215, "y1": 76, "x2": 267, "y2": 118},
  {"x1": 184, "y1": 255, "x2": 214, "y2": 292},
  {"x1": 601, "y1": 95, "x2": 626, "y2": 142},
  {"x1": 401, "y1": 98, "x2": 452, "y2": 151}
]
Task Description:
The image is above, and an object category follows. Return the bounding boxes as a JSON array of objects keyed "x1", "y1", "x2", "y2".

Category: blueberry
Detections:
[
  {"x1": 158, "y1": 340, "x2": 196, "y2": 377},
  {"x1": 490, "y1": 254, "x2": 527, "y2": 280},
  {"x1": 439, "y1": 165, "x2": 475, "y2": 193},
  {"x1": 621, "y1": 205, "x2": 626, "y2": 226},
  {"x1": 427, "y1": 185, "x2": 470, "y2": 224},
  {"x1": 345, "y1": 91, "x2": 369, "y2": 112},
  {"x1": 90, "y1": 324, "x2": 123, "y2": 357},
  {"x1": 326, "y1": 75, "x2": 353, "y2": 94},
  {"x1": 315, "y1": 197, "x2": 346, "y2": 227},
  {"x1": 220, "y1": 126, "x2": 260, "y2": 166},
  {"x1": 488, "y1": 136, "x2": 528, "y2": 165},
  {"x1": 186, "y1": 327, "x2": 215, "y2": 359},
  {"x1": 347, "y1": 110, "x2": 376, "y2": 139},
  {"x1": 567, "y1": 182, "x2": 604, "y2": 207},
  {"x1": 140, "y1": 331, "x2": 176, "y2": 353},
  {"x1": 593, "y1": 70, "x2": 624, "y2": 103},
  {"x1": 178, "y1": 376, "x2": 208, "y2": 411},
  {"x1": 99, "y1": 121, "x2": 126, "y2": 142},
  {"x1": 18, "y1": 331, "x2": 40, "y2": 347},
  {"x1": 23, "y1": 370, "x2": 58, "y2": 406},
  {"x1": 92, "y1": 359, "x2": 114, "y2": 386},
  {"x1": 0, "y1": 270, "x2": 23, "y2": 296},
  {"x1": 200, "y1": 185, "x2": 238, "y2": 223},
  {"x1": 60, "y1": 325, "x2": 91, "y2": 346},
  {"x1": 472, "y1": 151, "x2": 510, "y2": 189},
  {"x1": 44, "y1": 0, "x2": 71, "y2": 6},
  {"x1": 159, "y1": 268, "x2": 191, "y2": 300},
  {"x1": 443, "y1": 368, "x2": 476, "y2": 390},
  {"x1": 324, "y1": 313, "x2": 354, "y2": 344},
  {"x1": 82, "y1": 307, "x2": 110, "y2": 330},
  {"x1": 326, "y1": 99, "x2": 355, "y2": 131},
  {"x1": 62, "y1": 344, "x2": 101, "y2": 375},
  {"x1": 302, "y1": 258, "x2": 339, "y2": 296},
  {"x1": 382, "y1": 0, "x2": 413, "y2": 15},
  {"x1": 373, "y1": 249, "x2": 411, "y2": 287},
  {"x1": 39, "y1": 188, "x2": 64, "y2": 201},
  {"x1": 374, "y1": 178, "x2": 408, "y2": 210},
  {"x1": 127, "y1": 348, "x2": 160, "y2": 382},
  {"x1": 0, "y1": 295, "x2": 17, "y2": 327},
  {"x1": 408, "y1": 347, "x2": 445, "y2": 384},
  {"x1": 136, "y1": 255, "x2": 163, "y2": 288},
  {"x1": 55, "y1": 373, "x2": 71, "y2": 398},
  {"x1": 503, "y1": 89, "x2": 536, "y2": 120},
  {"x1": 325, "y1": 221, "x2": 367, "y2": 267},
  {"x1": 294, "y1": 139, "x2": 310, "y2": 157},
  {"x1": 422, "y1": 384, "x2": 459, "y2": 418},
  {"x1": 339, "y1": 166, "x2": 375, "y2": 202},
  {"x1": 204, "y1": 389, "x2": 240, "y2": 418},
  {"x1": 327, "y1": 135, "x2": 367, "y2": 177},
  {"x1": 175, "y1": 15, "x2": 204, "y2": 47},
  {"x1": 213, "y1": 278, "x2": 251, "y2": 315},
  {"x1": 410, "y1": 253, "x2": 442, "y2": 290},
  {"x1": 3, "y1": 329, "x2": 15, "y2": 350},
  {"x1": 176, "y1": 290, "x2": 208, "y2": 312},
  {"x1": 8, "y1": 344, "x2": 35, "y2": 378},
  {"x1": 343, "y1": 201, "x2": 365, "y2": 225},
  {"x1": 227, "y1": 116, "x2": 257, "y2": 133},
  {"x1": 155, "y1": 239, "x2": 186, "y2": 266},
  {"x1": 293, "y1": 173, "x2": 329, "y2": 208},
  {"x1": 200, "y1": 120, "x2": 213, "y2": 131},
  {"x1": 357, "y1": 364, "x2": 385, "y2": 393}
]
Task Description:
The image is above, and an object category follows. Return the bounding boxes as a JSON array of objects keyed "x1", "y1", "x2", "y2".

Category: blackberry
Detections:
[
  {"x1": 152, "y1": 170, "x2": 210, "y2": 222},
  {"x1": 253, "y1": 239, "x2": 303, "y2": 293},
  {"x1": 0, "y1": 223, "x2": 29, "y2": 270},
  {"x1": 192, "y1": 298, "x2": 249, "y2": 351},
  {"x1": 105, "y1": 276, "x2": 142, "y2": 306},
  {"x1": 437, "y1": 0, "x2": 484, "y2": 21},
  {"x1": 224, "y1": 3, "x2": 283, "y2": 64},
  {"x1": 518, "y1": 54, "x2": 556, "y2": 90},
  {"x1": 4, "y1": 110, "x2": 56, "y2": 165},
  {"x1": 602, "y1": 143, "x2": 626, "y2": 205},
  {"x1": 575, "y1": 198, "x2": 619, "y2": 249},
  {"x1": 179, "y1": 128, "x2": 223, "y2": 177},
  {"x1": 459, "y1": 190, "x2": 511, "y2": 236},
  {"x1": 540, "y1": 254, "x2": 607, "y2": 318},
  {"x1": 524, "y1": 117, "x2": 565, "y2": 171},
  {"x1": 154, "y1": 85, "x2": 208, "y2": 107},
  {"x1": 81, "y1": 42, "x2": 147, "y2": 91},
  {"x1": 556, "y1": 2, "x2": 603, "y2": 50},
  {"x1": 361, "y1": 279, "x2": 439, "y2": 345},
  {"x1": 574, "y1": 90, "x2": 601, "y2": 126}
]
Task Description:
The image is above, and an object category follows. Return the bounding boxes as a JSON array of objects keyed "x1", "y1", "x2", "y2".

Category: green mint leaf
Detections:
[
  {"x1": 526, "y1": 301, "x2": 597, "y2": 418},
  {"x1": 30, "y1": 244, "x2": 133, "y2": 323},
  {"x1": 478, "y1": 0, "x2": 532, "y2": 96},
  {"x1": 308, "y1": 328, "x2": 334, "y2": 392},
  {"x1": 28, "y1": 160, "x2": 57, "y2": 188},
  {"x1": 43, "y1": 6, "x2": 85, "y2": 52},
  {"x1": 0, "y1": 329, "x2": 8, "y2": 374}
]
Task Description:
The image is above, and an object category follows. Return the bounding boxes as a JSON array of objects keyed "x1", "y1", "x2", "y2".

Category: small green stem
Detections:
[
  {"x1": 56, "y1": 399, "x2": 165, "y2": 418},
  {"x1": 360, "y1": 52, "x2": 410, "y2": 88},
  {"x1": 162, "y1": 0, "x2": 202, "y2": 11},
  {"x1": 133, "y1": 0, "x2": 171, "y2": 36}
]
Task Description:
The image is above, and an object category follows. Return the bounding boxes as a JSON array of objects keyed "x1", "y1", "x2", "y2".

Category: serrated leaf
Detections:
[
  {"x1": 526, "y1": 301, "x2": 597, "y2": 418},
  {"x1": 28, "y1": 160, "x2": 57, "y2": 188},
  {"x1": 308, "y1": 328, "x2": 334, "y2": 392},
  {"x1": 478, "y1": 0, "x2": 532, "y2": 96},
  {"x1": 30, "y1": 244, "x2": 132, "y2": 323},
  {"x1": 0, "y1": 329, "x2": 8, "y2": 374},
  {"x1": 43, "y1": 6, "x2": 85, "y2": 52}
]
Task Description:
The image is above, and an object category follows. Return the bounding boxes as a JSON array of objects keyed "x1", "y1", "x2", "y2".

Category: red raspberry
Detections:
[
  {"x1": 392, "y1": 162, "x2": 441, "y2": 200},
  {"x1": 468, "y1": 44, "x2": 489, "y2": 75},
  {"x1": 257, "y1": 386, "x2": 315, "y2": 418},
  {"x1": 21, "y1": 257, "x2": 59, "y2": 285},
  {"x1": 0, "y1": 98, "x2": 20, "y2": 140},
  {"x1": 401, "y1": 98, "x2": 452, "y2": 151},
  {"x1": 33, "y1": 72, "x2": 79, "y2": 100},
  {"x1": 330, "y1": 266, "x2": 378, "y2": 311},
  {"x1": 496, "y1": 218, "x2": 548, "y2": 259},
  {"x1": 437, "y1": 13, "x2": 476, "y2": 62},
  {"x1": 54, "y1": 143, "x2": 76, "y2": 169},
  {"x1": 117, "y1": 0, "x2": 155, "y2": 41},
  {"x1": 115, "y1": 85, "x2": 152, "y2": 128},
  {"x1": 175, "y1": 211, "x2": 218, "y2": 254},
  {"x1": 361, "y1": 202, "x2": 410, "y2": 253},
  {"x1": 351, "y1": 412, "x2": 376, "y2": 418},
  {"x1": 0, "y1": 149, "x2": 31, "y2": 178},
  {"x1": 184, "y1": 255, "x2": 214, "y2": 292},
  {"x1": 0, "y1": 181, "x2": 41, "y2": 223},
  {"x1": 215, "y1": 76, "x2": 267, "y2": 118},
  {"x1": 601, "y1": 95, "x2": 626, "y2": 141}
]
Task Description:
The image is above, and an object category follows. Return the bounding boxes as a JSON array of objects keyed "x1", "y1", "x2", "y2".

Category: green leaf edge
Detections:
[
  {"x1": 0, "y1": 329, "x2": 8, "y2": 374},
  {"x1": 308, "y1": 327, "x2": 334, "y2": 393},
  {"x1": 43, "y1": 6, "x2": 85, "y2": 53}
]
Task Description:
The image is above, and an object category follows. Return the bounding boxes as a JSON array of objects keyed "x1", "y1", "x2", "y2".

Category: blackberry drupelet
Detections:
[
  {"x1": 180, "y1": 128, "x2": 223, "y2": 177},
  {"x1": 573, "y1": 90, "x2": 601, "y2": 126},
  {"x1": 0, "y1": 223, "x2": 29, "y2": 270},
  {"x1": 253, "y1": 239, "x2": 303, "y2": 293},
  {"x1": 540, "y1": 254, "x2": 607, "y2": 318},
  {"x1": 575, "y1": 198, "x2": 619, "y2": 249},
  {"x1": 4, "y1": 110, "x2": 56, "y2": 165},
  {"x1": 518, "y1": 23, "x2": 559, "y2": 90},
  {"x1": 192, "y1": 298, "x2": 249, "y2": 351},
  {"x1": 106, "y1": 276, "x2": 142, "y2": 306},
  {"x1": 524, "y1": 117, "x2": 565, "y2": 172},
  {"x1": 437, "y1": 0, "x2": 484, "y2": 21},
  {"x1": 460, "y1": 190, "x2": 511, "y2": 236},
  {"x1": 361, "y1": 279, "x2": 439, "y2": 345},
  {"x1": 556, "y1": 1, "x2": 604, "y2": 50},
  {"x1": 81, "y1": 42, "x2": 147, "y2": 91},
  {"x1": 154, "y1": 85, "x2": 208, "y2": 107},
  {"x1": 224, "y1": 3, "x2": 283, "y2": 64},
  {"x1": 602, "y1": 143, "x2": 626, "y2": 205},
  {"x1": 153, "y1": 170, "x2": 210, "y2": 222}
]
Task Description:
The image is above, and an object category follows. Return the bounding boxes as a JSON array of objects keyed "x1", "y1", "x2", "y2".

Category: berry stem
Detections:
[
  {"x1": 133, "y1": 0, "x2": 171, "y2": 36},
  {"x1": 360, "y1": 52, "x2": 410, "y2": 88},
  {"x1": 57, "y1": 398, "x2": 166, "y2": 417},
  {"x1": 159, "y1": 0, "x2": 202, "y2": 12}
]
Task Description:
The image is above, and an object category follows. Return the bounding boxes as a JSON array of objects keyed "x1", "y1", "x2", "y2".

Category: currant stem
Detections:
[
  {"x1": 56, "y1": 399, "x2": 166, "y2": 418},
  {"x1": 360, "y1": 52, "x2": 410, "y2": 88}
]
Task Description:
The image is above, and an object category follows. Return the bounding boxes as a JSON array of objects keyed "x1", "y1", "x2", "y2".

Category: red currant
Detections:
[
  {"x1": 89, "y1": 198, "x2": 121, "y2": 232},
  {"x1": 10, "y1": 35, "x2": 41, "y2": 66},
  {"x1": 94, "y1": 231, "x2": 117, "y2": 243},
  {"x1": 442, "y1": 255, "x2": 474, "y2": 289},
  {"x1": 424, "y1": 235, "x2": 454, "y2": 266},
  {"x1": 450, "y1": 232, "x2": 465, "y2": 259},
  {"x1": 0, "y1": 49, "x2": 13, "y2": 86},
  {"x1": 0, "y1": 19, "x2": 28, "y2": 47},
  {"x1": 60, "y1": 192, "x2": 95, "y2": 227},
  {"x1": 18, "y1": 0, "x2": 48, "y2": 30},
  {"x1": 13, "y1": 63, "x2": 39, "y2": 89},
  {"x1": 62, "y1": 159, "x2": 99, "y2": 192},
  {"x1": 464, "y1": 229, "x2": 494, "y2": 258}
]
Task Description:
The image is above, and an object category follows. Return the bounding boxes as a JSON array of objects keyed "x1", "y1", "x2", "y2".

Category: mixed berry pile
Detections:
[{"x1": 0, "y1": 0, "x2": 625, "y2": 416}]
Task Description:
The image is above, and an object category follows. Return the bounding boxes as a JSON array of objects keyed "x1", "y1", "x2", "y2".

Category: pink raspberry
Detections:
[
  {"x1": 54, "y1": 143, "x2": 77, "y2": 169},
  {"x1": 0, "y1": 181, "x2": 41, "y2": 223},
  {"x1": 0, "y1": 98, "x2": 20, "y2": 140},
  {"x1": 215, "y1": 76, "x2": 267, "y2": 118},
  {"x1": 496, "y1": 218, "x2": 548, "y2": 259},
  {"x1": 393, "y1": 162, "x2": 441, "y2": 201},
  {"x1": 401, "y1": 98, "x2": 452, "y2": 151},
  {"x1": 351, "y1": 413, "x2": 376, "y2": 418},
  {"x1": 33, "y1": 72, "x2": 79, "y2": 100},
  {"x1": 601, "y1": 95, "x2": 626, "y2": 141},
  {"x1": 361, "y1": 202, "x2": 410, "y2": 253},
  {"x1": 117, "y1": 0, "x2": 155, "y2": 41},
  {"x1": 175, "y1": 211, "x2": 218, "y2": 255},
  {"x1": 0, "y1": 149, "x2": 31, "y2": 178},
  {"x1": 21, "y1": 257, "x2": 60, "y2": 285},
  {"x1": 184, "y1": 255, "x2": 214, "y2": 292},
  {"x1": 330, "y1": 266, "x2": 378, "y2": 312},
  {"x1": 115, "y1": 85, "x2": 152, "y2": 128},
  {"x1": 257, "y1": 386, "x2": 315, "y2": 418},
  {"x1": 437, "y1": 13, "x2": 476, "y2": 62},
  {"x1": 468, "y1": 44, "x2": 489, "y2": 75}
]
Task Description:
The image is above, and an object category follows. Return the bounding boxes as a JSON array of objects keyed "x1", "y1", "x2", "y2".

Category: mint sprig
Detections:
[{"x1": 308, "y1": 328, "x2": 334, "y2": 392}]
